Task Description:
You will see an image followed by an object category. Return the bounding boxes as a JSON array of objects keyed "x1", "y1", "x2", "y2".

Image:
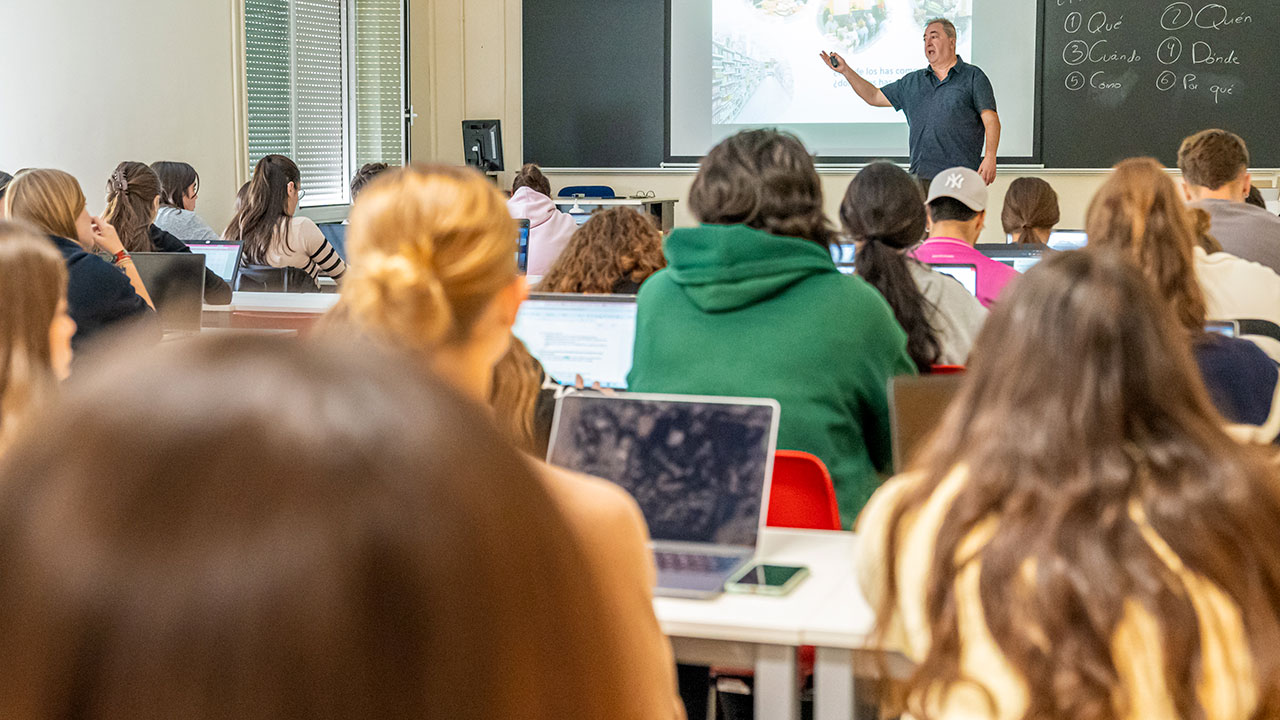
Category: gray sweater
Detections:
[
  {"x1": 154, "y1": 206, "x2": 221, "y2": 242},
  {"x1": 1192, "y1": 198, "x2": 1280, "y2": 276}
]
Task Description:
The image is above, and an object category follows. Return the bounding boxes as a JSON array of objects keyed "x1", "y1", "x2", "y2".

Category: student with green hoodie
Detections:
[{"x1": 627, "y1": 130, "x2": 916, "y2": 527}]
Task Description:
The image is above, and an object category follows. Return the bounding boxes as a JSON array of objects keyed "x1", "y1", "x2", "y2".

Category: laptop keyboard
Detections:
[{"x1": 654, "y1": 551, "x2": 743, "y2": 574}]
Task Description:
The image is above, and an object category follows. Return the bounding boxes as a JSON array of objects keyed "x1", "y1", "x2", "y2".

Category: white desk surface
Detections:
[
  {"x1": 554, "y1": 197, "x2": 679, "y2": 206},
  {"x1": 654, "y1": 528, "x2": 869, "y2": 646},
  {"x1": 204, "y1": 292, "x2": 340, "y2": 313}
]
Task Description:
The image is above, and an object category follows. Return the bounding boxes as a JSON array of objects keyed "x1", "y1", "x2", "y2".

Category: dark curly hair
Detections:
[
  {"x1": 688, "y1": 129, "x2": 835, "y2": 248},
  {"x1": 536, "y1": 208, "x2": 665, "y2": 294}
]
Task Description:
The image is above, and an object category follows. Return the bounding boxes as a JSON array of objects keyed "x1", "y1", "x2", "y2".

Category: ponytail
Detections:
[
  {"x1": 101, "y1": 162, "x2": 162, "y2": 253},
  {"x1": 840, "y1": 162, "x2": 941, "y2": 373},
  {"x1": 223, "y1": 155, "x2": 300, "y2": 264}
]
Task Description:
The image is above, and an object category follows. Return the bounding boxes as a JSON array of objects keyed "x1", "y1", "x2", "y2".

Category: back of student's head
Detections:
[
  {"x1": 1000, "y1": 177, "x2": 1060, "y2": 243},
  {"x1": 2, "y1": 169, "x2": 85, "y2": 242},
  {"x1": 0, "y1": 221, "x2": 68, "y2": 451},
  {"x1": 150, "y1": 161, "x2": 200, "y2": 209},
  {"x1": 511, "y1": 163, "x2": 552, "y2": 198},
  {"x1": 339, "y1": 164, "x2": 516, "y2": 355},
  {"x1": 689, "y1": 129, "x2": 834, "y2": 248},
  {"x1": 490, "y1": 336, "x2": 548, "y2": 456},
  {"x1": 0, "y1": 333, "x2": 627, "y2": 719},
  {"x1": 884, "y1": 249, "x2": 1280, "y2": 718},
  {"x1": 223, "y1": 154, "x2": 300, "y2": 262},
  {"x1": 1178, "y1": 128, "x2": 1249, "y2": 190},
  {"x1": 102, "y1": 161, "x2": 162, "y2": 253},
  {"x1": 1085, "y1": 157, "x2": 1204, "y2": 333},
  {"x1": 840, "y1": 161, "x2": 937, "y2": 371},
  {"x1": 926, "y1": 196, "x2": 978, "y2": 224},
  {"x1": 537, "y1": 207, "x2": 665, "y2": 294},
  {"x1": 350, "y1": 162, "x2": 390, "y2": 199}
]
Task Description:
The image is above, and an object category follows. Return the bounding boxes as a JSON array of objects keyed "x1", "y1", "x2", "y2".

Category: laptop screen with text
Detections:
[{"x1": 512, "y1": 295, "x2": 637, "y2": 389}]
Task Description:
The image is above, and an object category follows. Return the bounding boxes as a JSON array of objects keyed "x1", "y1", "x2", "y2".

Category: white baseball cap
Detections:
[{"x1": 926, "y1": 167, "x2": 987, "y2": 212}]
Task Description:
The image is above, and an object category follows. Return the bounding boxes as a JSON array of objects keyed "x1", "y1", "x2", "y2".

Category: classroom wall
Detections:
[
  {"x1": 0, "y1": 0, "x2": 243, "y2": 234},
  {"x1": 416, "y1": 0, "x2": 1278, "y2": 244}
]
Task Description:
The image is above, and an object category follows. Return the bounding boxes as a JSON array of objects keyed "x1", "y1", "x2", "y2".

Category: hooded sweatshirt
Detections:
[
  {"x1": 507, "y1": 186, "x2": 578, "y2": 276},
  {"x1": 627, "y1": 224, "x2": 917, "y2": 526}
]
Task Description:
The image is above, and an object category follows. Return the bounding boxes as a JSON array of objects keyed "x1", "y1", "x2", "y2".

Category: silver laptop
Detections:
[
  {"x1": 512, "y1": 293, "x2": 638, "y2": 389},
  {"x1": 547, "y1": 392, "x2": 780, "y2": 599},
  {"x1": 186, "y1": 242, "x2": 243, "y2": 283}
]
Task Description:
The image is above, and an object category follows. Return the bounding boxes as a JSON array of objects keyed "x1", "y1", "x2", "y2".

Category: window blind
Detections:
[{"x1": 244, "y1": 0, "x2": 404, "y2": 207}]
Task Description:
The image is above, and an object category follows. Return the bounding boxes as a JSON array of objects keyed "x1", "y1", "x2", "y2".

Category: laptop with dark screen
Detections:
[{"x1": 547, "y1": 392, "x2": 780, "y2": 599}]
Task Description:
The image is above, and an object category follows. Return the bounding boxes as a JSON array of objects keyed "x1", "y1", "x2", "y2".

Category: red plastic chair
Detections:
[
  {"x1": 930, "y1": 364, "x2": 966, "y2": 375},
  {"x1": 765, "y1": 450, "x2": 841, "y2": 531}
]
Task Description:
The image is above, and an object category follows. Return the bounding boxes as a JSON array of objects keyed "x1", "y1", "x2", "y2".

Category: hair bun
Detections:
[{"x1": 351, "y1": 251, "x2": 455, "y2": 350}]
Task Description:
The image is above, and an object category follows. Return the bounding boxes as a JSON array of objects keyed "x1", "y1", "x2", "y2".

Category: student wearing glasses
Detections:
[{"x1": 222, "y1": 154, "x2": 346, "y2": 291}]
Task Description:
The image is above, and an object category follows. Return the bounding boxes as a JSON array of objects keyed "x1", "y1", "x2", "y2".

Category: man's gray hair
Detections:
[{"x1": 925, "y1": 17, "x2": 957, "y2": 40}]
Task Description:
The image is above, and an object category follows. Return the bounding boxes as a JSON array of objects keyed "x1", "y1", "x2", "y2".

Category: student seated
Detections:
[
  {"x1": 1189, "y1": 208, "x2": 1280, "y2": 363},
  {"x1": 536, "y1": 207, "x2": 665, "y2": 294},
  {"x1": 626, "y1": 129, "x2": 915, "y2": 526},
  {"x1": 0, "y1": 171, "x2": 12, "y2": 219},
  {"x1": 0, "y1": 222, "x2": 75, "y2": 452},
  {"x1": 842, "y1": 161, "x2": 986, "y2": 370},
  {"x1": 490, "y1": 336, "x2": 558, "y2": 457},
  {"x1": 350, "y1": 162, "x2": 391, "y2": 200},
  {"x1": 150, "y1": 161, "x2": 221, "y2": 242},
  {"x1": 0, "y1": 333, "x2": 666, "y2": 719},
  {"x1": 912, "y1": 166, "x2": 1019, "y2": 308},
  {"x1": 1089, "y1": 158, "x2": 1279, "y2": 441},
  {"x1": 325, "y1": 164, "x2": 683, "y2": 718},
  {"x1": 222, "y1": 154, "x2": 346, "y2": 291},
  {"x1": 103, "y1": 162, "x2": 231, "y2": 304},
  {"x1": 506, "y1": 163, "x2": 576, "y2": 276},
  {"x1": 3, "y1": 169, "x2": 157, "y2": 349},
  {"x1": 858, "y1": 250, "x2": 1280, "y2": 720},
  {"x1": 1179, "y1": 129, "x2": 1280, "y2": 274},
  {"x1": 1000, "y1": 176, "x2": 1060, "y2": 247}
]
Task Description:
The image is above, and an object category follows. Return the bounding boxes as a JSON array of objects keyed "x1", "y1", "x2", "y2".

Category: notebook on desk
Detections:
[{"x1": 547, "y1": 392, "x2": 780, "y2": 599}]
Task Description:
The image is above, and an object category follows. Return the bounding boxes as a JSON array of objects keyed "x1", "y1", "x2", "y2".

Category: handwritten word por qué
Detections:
[
  {"x1": 1063, "y1": 40, "x2": 1141, "y2": 66},
  {"x1": 1155, "y1": 71, "x2": 1237, "y2": 104}
]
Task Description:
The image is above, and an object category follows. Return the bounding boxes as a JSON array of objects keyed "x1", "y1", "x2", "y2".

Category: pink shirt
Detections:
[{"x1": 911, "y1": 237, "x2": 1019, "y2": 308}]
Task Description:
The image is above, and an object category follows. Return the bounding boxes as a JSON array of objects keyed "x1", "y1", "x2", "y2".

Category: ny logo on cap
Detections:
[{"x1": 945, "y1": 172, "x2": 964, "y2": 189}]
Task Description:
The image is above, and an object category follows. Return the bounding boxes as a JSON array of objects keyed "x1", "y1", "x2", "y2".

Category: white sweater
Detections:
[{"x1": 1195, "y1": 246, "x2": 1280, "y2": 363}]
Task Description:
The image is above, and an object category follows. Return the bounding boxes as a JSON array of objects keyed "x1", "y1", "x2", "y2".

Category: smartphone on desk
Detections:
[{"x1": 725, "y1": 563, "x2": 809, "y2": 596}]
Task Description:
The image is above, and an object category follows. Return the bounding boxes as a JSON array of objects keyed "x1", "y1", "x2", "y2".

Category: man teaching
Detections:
[{"x1": 821, "y1": 18, "x2": 1000, "y2": 185}]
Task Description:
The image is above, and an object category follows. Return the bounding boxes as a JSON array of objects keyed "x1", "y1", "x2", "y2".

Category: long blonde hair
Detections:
[
  {"x1": 335, "y1": 164, "x2": 517, "y2": 354},
  {"x1": 2, "y1": 170, "x2": 85, "y2": 243},
  {"x1": 0, "y1": 221, "x2": 67, "y2": 452},
  {"x1": 490, "y1": 337, "x2": 546, "y2": 455}
]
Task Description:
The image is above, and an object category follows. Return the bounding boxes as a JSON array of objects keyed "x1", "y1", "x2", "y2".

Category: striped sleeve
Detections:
[{"x1": 296, "y1": 217, "x2": 348, "y2": 281}]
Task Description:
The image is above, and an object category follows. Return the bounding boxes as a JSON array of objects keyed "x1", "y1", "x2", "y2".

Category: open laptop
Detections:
[
  {"x1": 512, "y1": 293, "x2": 638, "y2": 389},
  {"x1": 547, "y1": 392, "x2": 780, "y2": 599},
  {"x1": 130, "y1": 252, "x2": 206, "y2": 332},
  {"x1": 977, "y1": 243, "x2": 1045, "y2": 274},
  {"x1": 930, "y1": 263, "x2": 978, "y2": 297},
  {"x1": 889, "y1": 374, "x2": 965, "y2": 474},
  {"x1": 516, "y1": 219, "x2": 530, "y2": 273},
  {"x1": 1048, "y1": 229, "x2": 1088, "y2": 251},
  {"x1": 186, "y1": 242, "x2": 243, "y2": 283}
]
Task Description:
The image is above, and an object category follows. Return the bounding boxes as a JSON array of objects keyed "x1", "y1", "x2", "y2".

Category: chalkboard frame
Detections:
[{"x1": 662, "y1": 0, "x2": 1046, "y2": 167}]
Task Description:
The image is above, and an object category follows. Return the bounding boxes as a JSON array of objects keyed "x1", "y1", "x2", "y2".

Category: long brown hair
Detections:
[
  {"x1": 334, "y1": 164, "x2": 516, "y2": 354},
  {"x1": 1000, "y1": 177, "x2": 1060, "y2": 244},
  {"x1": 151, "y1": 161, "x2": 200, "y2": 209},
  {"x1": 2, "y1": 169, "x2": 85, "y2": 242},
  {"x1": 102, "y1": 161, "x2": 162, "y2": 252},
  {"x1": 0, "y1": 221, "x2": 66, "y2": 452},
  {"x1": 490, "y1": 336, "x2": 547, "y2": 455},
  {"x1": 537, "y1": 207, "x2": 665, "y2": 293},
  {"x1": 1085, "y1": 158, "x2": 1206, "y2": 333},
  {"x1": 0, "y1": 333, "x2": 637, "y2": 719},
  {"x1": 876, "y1": 250, "x2": 1280, "y2": 720},
  {"x1": 223, "y1": 154, "x2": 300, "y2": 264}
]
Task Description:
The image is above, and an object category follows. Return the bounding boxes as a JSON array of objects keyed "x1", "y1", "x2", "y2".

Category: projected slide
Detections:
[{"x1": 712, "y1": 0, "x2": 972, "y2": 125}]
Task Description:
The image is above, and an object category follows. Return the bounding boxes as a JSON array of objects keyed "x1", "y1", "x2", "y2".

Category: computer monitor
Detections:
[
  {"x1": 977, "y1": 244, "x2": 1045, "y2": 274},
  {"x1": 511, "y1": 294, "x2": 638, "y2": 389},
  {"x1": 1048, "y1": 230, "x2": 1088, "y2": 251},
  {"x1": 186, "y1": 242, "x2": 242, "y2": 283},
  {"x1": 462, "y1": 119, "x2": 503, "y2": 172},
  {"x1": 930, "y1": 264, "x2": 979, "y2": 297}
]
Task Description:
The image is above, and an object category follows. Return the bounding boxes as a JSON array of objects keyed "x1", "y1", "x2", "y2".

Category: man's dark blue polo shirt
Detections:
[{"x1": 881, "y1": 56, "x2": 996, "y2": 180}]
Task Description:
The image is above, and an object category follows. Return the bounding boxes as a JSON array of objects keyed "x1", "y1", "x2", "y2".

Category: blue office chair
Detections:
[{"x1": 557, "y1": 185, "x2": 616, "y2": 199}]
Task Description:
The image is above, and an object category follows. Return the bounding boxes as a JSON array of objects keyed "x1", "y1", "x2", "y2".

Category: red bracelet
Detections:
[{"x1": 113, "y1": 250, "x2": 130, "y2": 265}]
